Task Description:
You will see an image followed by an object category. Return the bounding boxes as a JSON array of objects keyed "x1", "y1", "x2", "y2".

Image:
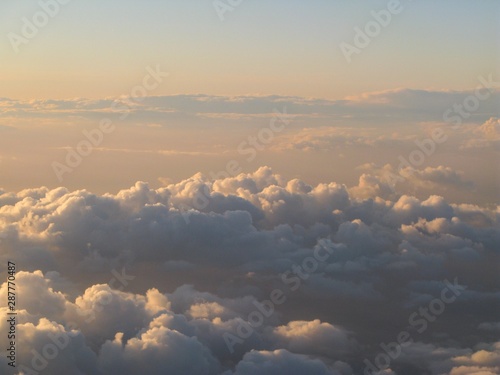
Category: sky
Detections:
[
  {"x1": 0, "y1": 1, "x2": 500, "y2": 375},
  {"x1": 1, "y1": 0, "x2": 499, "y2": 99}
]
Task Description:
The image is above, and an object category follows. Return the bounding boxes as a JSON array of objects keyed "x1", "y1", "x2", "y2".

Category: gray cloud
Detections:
[{"x1": 0, "y1": 167, "x2": 498, "y2": 374}]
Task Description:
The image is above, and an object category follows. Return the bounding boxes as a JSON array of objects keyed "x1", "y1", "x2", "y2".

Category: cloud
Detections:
[
  {"x1": 460, "y1": 117, "x2": 500, "y2": 150},
  {"x1": 394, "y1": 341, "x2": 500, "y2": 375},
  {"x1": 3, "y1": 89, "x2": 499, "y2": 127},
  {"x1": 0, "y1": 167, "x2": 499, "y2": 374},
  {"x1": 269, "y1": 320, "x2": 356, "y2": 357},
  {"x1": 225, "y1": 349, "x2": 340, "y2": 375},
  {"x1": 98, "y1": 328, "x2": 220, "y2": 375},
  {"x1": 349, "y1": 164, "x2": 476, "y2": 201},
  {"x1": 272, "y1": 127, "x2": 416, "y2": 152},
  {"x1": 474, "y1": 118, "x2": 500, "y2": 140},
  {"x1": 400, "y1": 166, "x2": 475, "y2": 190}
]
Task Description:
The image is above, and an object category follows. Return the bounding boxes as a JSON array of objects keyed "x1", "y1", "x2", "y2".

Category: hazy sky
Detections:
[
  {"x1": 1, "y1": 0, "x2": 499, "y2": 99},
  {"x1": 1, "y1": 0, "x2": 499, "y2": 199}
]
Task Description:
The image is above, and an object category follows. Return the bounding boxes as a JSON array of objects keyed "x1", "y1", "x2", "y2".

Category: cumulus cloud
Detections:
[
  {"x1": 224, "y1": 349, "x2": 340, "y2": 375},
  {"x1": 98, "y1": 329, "x2": 220, "y2": 375},
  {"x1": 349, "y1": 164, "x2": 476, "y2": 202},
  {"x1": 461, "y1": 117, "x2": 500, "y2": 150},
  {"x1": 474, "y1": 118, "x2": 500, "y2": 140},
  {"x1": 392, "y1": 341, "x2": 500, "y2": 375},
  {"x1": 269, "y1": 319, "x2": 356, "y2": 357},
  {"x1": 0, "y1": 167, "x2": 498, "y2": 374},
  {"x1": 399, "y1": 166, "x2": 474, "y2": 190}
]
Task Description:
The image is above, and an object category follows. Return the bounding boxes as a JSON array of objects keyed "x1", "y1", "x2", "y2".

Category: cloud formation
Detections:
[
  {"x1": 0, "y1": 167, "x2": 498, "y2": 374},
  {"x1": 2, "y1": 89, "x2": 499, "y2": 126}
]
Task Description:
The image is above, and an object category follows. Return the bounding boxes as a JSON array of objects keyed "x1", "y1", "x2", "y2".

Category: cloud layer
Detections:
[{"x1": 0, "y1": 167, "x2": 499, "y2": 374}]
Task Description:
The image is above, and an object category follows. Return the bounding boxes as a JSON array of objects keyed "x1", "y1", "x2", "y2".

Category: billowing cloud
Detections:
[
  {"x1": 224, "y1": 349, "x2": 340, "y2": 375},
  {"x1": 0, "y1": 167, "x2": 498, "y2": 374}
]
